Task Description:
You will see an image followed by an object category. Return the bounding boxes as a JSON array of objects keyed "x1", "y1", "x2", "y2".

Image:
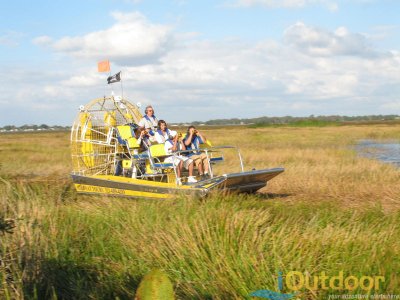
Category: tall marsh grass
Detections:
[{"x1": 1, "y1": 126, "x2": 400, "y2": 299}]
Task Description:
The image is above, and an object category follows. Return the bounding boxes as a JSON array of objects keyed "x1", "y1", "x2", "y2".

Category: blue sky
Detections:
[{"x1": 1, "y1": 0, "x2": 399, "y2": 125}]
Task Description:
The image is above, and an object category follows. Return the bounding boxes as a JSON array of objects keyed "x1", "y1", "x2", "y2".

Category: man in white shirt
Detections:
[
  {"x1": 138, "y1": 105, "x2": 158, "y2": 143},
  {"x1": 138, "y1": 105, "x2": 158, "y2": 131}
]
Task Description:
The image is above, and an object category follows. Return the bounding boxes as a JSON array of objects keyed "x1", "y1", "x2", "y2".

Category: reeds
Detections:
[{"x1": 0, "y1": 126, "x2": 399, "y2": 299}]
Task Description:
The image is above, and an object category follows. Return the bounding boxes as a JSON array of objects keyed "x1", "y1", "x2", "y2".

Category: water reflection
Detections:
[{"x1": 355, "y1": 140, "x2": 400, "y2": 167}]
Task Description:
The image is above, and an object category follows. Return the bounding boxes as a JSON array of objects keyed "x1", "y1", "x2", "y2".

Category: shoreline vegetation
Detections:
[
  {"x1": 1, "y1": 125, "x2": 399, "y2": 299},
  {"x1": 2, "y1": 114, "x2": 400, "y2": 132}
]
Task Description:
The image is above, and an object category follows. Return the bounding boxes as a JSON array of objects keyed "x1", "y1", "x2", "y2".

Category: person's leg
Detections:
[
  {"x1": 197, "y1": 161, "x2": 204, "y2": 174},
  {"x1": 177, "y1": 160, "x2": 183, "y2": 178},
  {"x1": 188, "y1": 161, "x2": 194, "y2": 176},
  {"x1": 191, "y1": 155, "x2": 203, "y2": 175},
  {"x1": 201, "y1": 153, "x2": 209, "y2": 175},
  {"x1": 185, "y1": 157, "x2": 197, "y2": 183},
  {"x1": 175, "y1": 160, "x2": 183, "y2": 185},
  {"x1": 115, "y1": 159, "x2": 122, "y2": 176},
  {"x1": 203, "y1": 159, "x2": 209, "y2": 174},
  {"x1": 182, "y1": 157, "x2": 194, "y2": 177}
]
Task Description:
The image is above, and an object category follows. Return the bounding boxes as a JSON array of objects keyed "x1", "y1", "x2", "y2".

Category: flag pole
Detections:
[
  {"x1": 106, "y1": 66, "x2": 111, "y2": 98},
  {"x1": 109, "y1": 65, "x2": 114, "y2": 97},
  {"x1": 120, "y1": 71, "x2": 124, "y2": 99}
]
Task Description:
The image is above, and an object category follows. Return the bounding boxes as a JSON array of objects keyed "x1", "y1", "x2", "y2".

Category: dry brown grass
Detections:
[
  {"x1": 1, "y1": 125, "x2": 400, "y2": 299},
  {"x1": 199, "y1": 125, "x2": 400, "y2": 211},
  {"x1": 1, "y1": 126, "x2": 400, "y2": 211}
]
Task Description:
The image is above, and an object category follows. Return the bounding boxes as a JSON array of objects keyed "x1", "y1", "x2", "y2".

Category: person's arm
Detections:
[
  {"x1": 184, "y1": 128, "x2": 195, "y2": 146},
  {"x1": 197, "y1": 131, "x2": 207, "y2": 143},
  {"x1": 180, "y1": 140, "x2": 186, "y2": 151},
  {"x1": 184, "y1": 134, "x2": 192, "y2": 146},
  {"x1": 169, "y1": 130, "x2": 177, "y2": 138},
  {"x1": 171, "y1": 135, "x2": 179, "y2": 152},
  {"x1": 137, "y1": 130, "x2": 146, "y2": 145}
]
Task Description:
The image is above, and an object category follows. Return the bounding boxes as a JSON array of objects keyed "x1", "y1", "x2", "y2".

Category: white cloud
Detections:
[
  {"x1": 112, "y1": 22, "x2": 399, "y2": 120},
  {"x1": 61, "y1": 74, "x2": 103, "y2": 87},
  {"x1": 114, "y1": 32, "x2": 397, "y2": 119},
  {"x1": 381, "y1": 101, "x2": 400, "y2": 110},
  {"x1": 0, "y1": 31, "x2": 24, "y2": 47},
  {"x1": 7, "y1": 16, "x2": 399, "y2": 125},
  {"x1": 284, "y1": 22, "x2": 373, "y2": 57},
  {"x1": 367, "y1": 25, "x2": 399, "y2": 42},
  {"x1": 229, "y1": 0, "x2": 339, "y2": 11},
  {"x1": 35, "y1": 11, "x2": 174, "y2": 66},
  {"x1": 32, "y1": 35, "x2": 53, "y2": 46}
]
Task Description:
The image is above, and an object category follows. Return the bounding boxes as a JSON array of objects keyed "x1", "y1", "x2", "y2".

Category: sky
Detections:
[{"x1": 0, "y1": 0, "x2": 399, "y2": 126}]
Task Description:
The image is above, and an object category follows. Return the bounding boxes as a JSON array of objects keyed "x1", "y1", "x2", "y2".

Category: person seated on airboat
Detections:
[
  {"x1": 183, "y1": 125, "x2": 210, "y2": 180},
  {"x1": 155, "y1": 120, "x2": 197, "y2": 184},
  {"x1": 113, "y1": 124, "x2": 147, "y2": 177},
  {"x1": 138, "y1": 105, "x2": 158, "y2": 143},
  {"x1": 136, "y1": 127, "x2": 152, "y2": 151}
]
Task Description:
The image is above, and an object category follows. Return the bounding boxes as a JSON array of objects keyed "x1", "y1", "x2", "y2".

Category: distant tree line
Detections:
[
  {"x1": 2, "y1": 114, "x2": 400, "y2": 131},
  {"x1": 0, "y1": 124, "x2": 71, "y2": 131},
  {"x1": 186, "y1": 115, "x2": 400, "y2": 126}
]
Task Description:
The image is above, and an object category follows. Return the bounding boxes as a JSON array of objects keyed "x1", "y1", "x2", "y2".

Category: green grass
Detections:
[
  {"x1": 249, "y1": 119, "x2": 400, "y2": 128},
  {"x1": 1, "y1": 180, "x2": 399, "y2": 299},
  {"x1": 249, "y1": 120, "x2": 340, "y2": 128},
  {"x1": 1, "y1": 127, "x2": 400, "y2": 299}
]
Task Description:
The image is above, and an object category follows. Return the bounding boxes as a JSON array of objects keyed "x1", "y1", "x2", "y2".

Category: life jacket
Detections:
[
  {"x1": 157, "y1": 129, "x2": 173, "y2": 143},
  {"x1": 144, "y1": 114, "x2": 157, "y2": 122},
  {"x1": 143, "y1": 115, "x2": 157, "y2": 131},
  {"x1": 183, "y1": 134, "x2": 203, "y2": 156}
]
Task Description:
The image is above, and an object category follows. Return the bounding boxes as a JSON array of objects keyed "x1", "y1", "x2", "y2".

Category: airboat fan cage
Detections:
[{"x1": 71, "y1": 97, "x2": 142, "y2": 176}]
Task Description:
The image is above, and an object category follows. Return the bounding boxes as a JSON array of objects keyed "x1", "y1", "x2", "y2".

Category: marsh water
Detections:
[{"x1": 355, "y1": 140, "x2": 400, "y2": 167}]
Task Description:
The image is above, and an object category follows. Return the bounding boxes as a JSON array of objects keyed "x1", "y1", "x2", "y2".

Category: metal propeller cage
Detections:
[{"x1": 71, "y1": 97, "x2": 142, "y2": 176}]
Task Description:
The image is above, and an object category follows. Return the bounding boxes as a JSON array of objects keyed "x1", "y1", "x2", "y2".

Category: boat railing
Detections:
[{"x1": 165, "y1": 145, "x2": 245, "y2": 179}]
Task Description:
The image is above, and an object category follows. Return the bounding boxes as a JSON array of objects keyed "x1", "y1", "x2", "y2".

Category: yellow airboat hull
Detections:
[{"x1": 71, "y1": 168, "x2": 284, "y2": 199}]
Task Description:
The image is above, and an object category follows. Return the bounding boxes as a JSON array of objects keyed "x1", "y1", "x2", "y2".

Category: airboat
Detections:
[{"x1": 70, "y1": 96, "x2": 284, "y2": 199}]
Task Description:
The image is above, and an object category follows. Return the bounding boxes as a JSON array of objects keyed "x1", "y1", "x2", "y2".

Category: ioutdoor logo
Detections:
[
  {"x1": 250, "y1": 271, "x2": 385, "y2": 299},
  {"x1": 249, "y1": 271, "x2": 296, "y2": 300}
]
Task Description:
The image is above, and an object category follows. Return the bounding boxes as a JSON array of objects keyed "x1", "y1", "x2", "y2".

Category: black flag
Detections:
[{"x1": 107, "y1": 71, "x2": 121, "y2": 84}]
